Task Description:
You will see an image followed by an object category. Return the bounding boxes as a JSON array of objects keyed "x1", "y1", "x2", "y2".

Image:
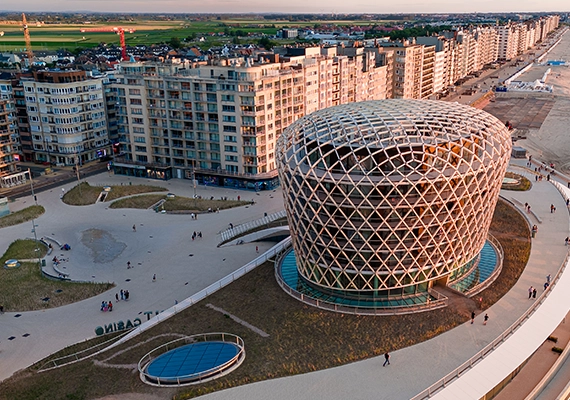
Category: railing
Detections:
[
  {"x1": 36, "y1": 330, "x2": 132, "y2": 373},
  {"x1": 99, "y1": 237, "x2": 293, "y2": 354},
  {"x1": 274, "y1": 247, "x2": 449, "y2": 316},
  {"x1": 464, "y1": 234, "x2": 504, "y2": 297},
  {"x1": 138, "y1": 333, "x2": 245, "y2": 387},
  {"x1": 410, "y1": 246, "x2": 570, "y2": 400},
  {"x1": 218, "y1": 210, "x2": 287, "y2": 245}
]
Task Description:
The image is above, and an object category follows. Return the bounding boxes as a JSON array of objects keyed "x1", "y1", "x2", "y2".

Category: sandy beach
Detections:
[{"x1": 496, "y1": 28, "x2": 570, "y2": 172}]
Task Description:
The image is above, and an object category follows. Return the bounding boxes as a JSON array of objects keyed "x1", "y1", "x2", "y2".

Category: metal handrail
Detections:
[
  {"x1": 411, "y1": 245, "x2": 570, "y2": 400},
  {"x1": 464, "y1": 234, "x2": 505, "y2": 297},
  {"x1": 100, "y1": 237, "x2": 293, "y2": 353},
  {"x1": 138, "y1": 333, "x2": 245, "y2": 386},
  {"x1": 36, "y1": 329, "x2": 132, "y2": 372},
  {"x1": 274, "y1": 248, "x2": 448, "y2": 316}
]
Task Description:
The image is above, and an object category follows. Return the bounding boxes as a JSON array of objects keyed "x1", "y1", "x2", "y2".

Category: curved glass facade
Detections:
[{"x1": 276, "y1": 100, "x2": 511, "y2": 300}]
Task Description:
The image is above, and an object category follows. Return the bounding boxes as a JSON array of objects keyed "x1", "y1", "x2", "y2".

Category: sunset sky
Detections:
[{"x1": 1, "y1": 0, "x2": 568, "y2": 14}]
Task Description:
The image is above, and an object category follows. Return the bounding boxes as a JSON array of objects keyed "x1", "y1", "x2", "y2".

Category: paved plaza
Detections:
[
  {"x1": 0, "y1": 161, "x2": 568, "y2": 400},
  {"x1": 0, "y1": 173, "x2": 284, "y2": 382}
]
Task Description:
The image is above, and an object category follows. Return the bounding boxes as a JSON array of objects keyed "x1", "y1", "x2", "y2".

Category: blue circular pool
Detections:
[{"x1": 146, "y1": 341, "x2": 240, "y2": 383}]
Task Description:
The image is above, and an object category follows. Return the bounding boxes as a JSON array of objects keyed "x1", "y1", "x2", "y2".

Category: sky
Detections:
[{"x1": 1, "y1": 0, "x2": 568, "y2": 14}]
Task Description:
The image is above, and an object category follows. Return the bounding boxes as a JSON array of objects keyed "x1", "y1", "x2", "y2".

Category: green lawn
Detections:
[
  {"x1": 0, "y1": 239, "x2": 114, "y2": 312},
  {"x1": 0, "y1": 205, "x2": 45, "y2": 228},
  {"x1": 110, "y1": 193, "x2": 250, "y2": 212},
  {"x1": 62, "y1": 182, "x2": 167, "y2": 206}
]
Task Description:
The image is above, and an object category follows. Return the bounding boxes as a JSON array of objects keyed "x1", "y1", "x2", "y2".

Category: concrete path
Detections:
[
  {"x1": 0, "y1": 173, "x2": 284, "y2": 382},
  {"x1": 196, "y1": 174, "x2": 569, "y2": 400}
]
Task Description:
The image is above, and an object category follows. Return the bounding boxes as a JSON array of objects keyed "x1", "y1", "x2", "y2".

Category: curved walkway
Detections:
[{"x1": 195, "y1": 171, "x2": 568, "y2": 400}]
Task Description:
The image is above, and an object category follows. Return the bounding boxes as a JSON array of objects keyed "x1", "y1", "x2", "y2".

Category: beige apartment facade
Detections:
[
  {"x1": 23, "y1": 70, "x2": 110, "y2": 166},
  {"x1": 110, "y1": 49, "x2": 388, "y2": 187}
]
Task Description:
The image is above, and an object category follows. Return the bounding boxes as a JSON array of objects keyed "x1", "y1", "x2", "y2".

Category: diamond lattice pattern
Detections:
[{"x1": 277, "y1": 100, "x2": 511, "y2": 294}]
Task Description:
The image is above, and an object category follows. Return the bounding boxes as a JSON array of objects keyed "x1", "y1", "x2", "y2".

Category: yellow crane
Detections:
[{"x1": 22, "y1": 13, "x2": 34, "y2": 65}]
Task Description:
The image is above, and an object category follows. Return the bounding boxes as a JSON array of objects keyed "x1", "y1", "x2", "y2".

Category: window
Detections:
[
  {"x1": 223, "y1": 125, "x2": 237, "y2": 133},
  {"x1": 130, "y1": 98, "x2": 142, "y2": 105},
  {"x1": 221, "y1": 94, "x2": 234, "y2": 102},
  {"x1": 129, "y1": 88, "x2": 141, "y2": 95},
  {"x1": 132, "y1": 118, "x2": 144, "y2": 125},
  {"x1": 223, "y1": 115, "x2": 236, "y2": 122},
  {"x1": 135, "y1": 145, "x2": 147, "y2": 152},
  {"x1": 224, "y1": 135, "x2": 237, "y2": 143},
  {"x1": 134, "y1": 136, "x2": 146, "y2": 143},
  {"x1": 225, "y1": 155, "x2": 238, "y2": 162},
  {"x1": 222, "y1": 105, "x2": 235, "y2": 112},
  {"x1": 224, "y1": 145, "x2": 237, "y2": 153}
]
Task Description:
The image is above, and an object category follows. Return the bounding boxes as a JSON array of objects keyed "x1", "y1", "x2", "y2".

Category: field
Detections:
[
  {"x1": 0, "y1": 20, "x2": 277, "y2": 52},
  {"x1": 0, "y1": 17, "x2": 399, "y2": 52}
]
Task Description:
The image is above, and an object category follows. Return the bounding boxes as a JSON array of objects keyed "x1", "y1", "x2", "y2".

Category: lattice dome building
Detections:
[{"x1": 276, "y1": 99, "x2": 511, "y2": 305}]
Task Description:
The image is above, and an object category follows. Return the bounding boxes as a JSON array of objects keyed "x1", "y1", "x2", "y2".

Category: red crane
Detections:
[{"x1": 80, "y1": 27, "x2": 135, "y2": 61}]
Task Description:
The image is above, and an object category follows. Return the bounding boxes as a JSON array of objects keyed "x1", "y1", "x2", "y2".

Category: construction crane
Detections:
[
  {"x1": 22, "y1": 13, "x2": 34, "y2": 64},
  {"x1": 80, "y1": 27, "x2": 135, "y2": 61}
]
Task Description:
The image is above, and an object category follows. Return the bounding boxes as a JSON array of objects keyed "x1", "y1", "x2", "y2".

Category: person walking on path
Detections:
[
  {"x1": 532, "y1": 287, "x2": 537, "y2": 299},
  {"x1": 127, "y1": 261, "x2": 131, "y2": 269},
  {"x1": 471, "y1": 311, "x2": 476, "y2": 324},
  {"x1": 152, "y1": 274, "x2": 156, "y2": 282},
  {"x1": 120, "y1": 290, "x2": 124, "y2": 300},
  {"x1": 256, "y1": 246, "x2": 259, "y2": 253},
  {"x1": 108, "y1": 301, "x2": 113, "y2": 312},
  {"x1": 383, "y1": 352, "x2": 391, "y2": 366},
  {"x1": 115, "y1": 293, "x2": 119, "y2": 302},
  {"x1": 528, "y1": 286, "x2": 533, "y2": 299},
  {"x1": 547, "y1": 274, "x2": 551, "y2": 284},
  {"x1": 484, "y1": 314, "x2": 489, "y2": 325},
  {"x1": 132, "y1": 224, "x2": 136, "y2": 232},
  {"x1": 565, "y1": 237, "x2": 569, "y2": 246}
]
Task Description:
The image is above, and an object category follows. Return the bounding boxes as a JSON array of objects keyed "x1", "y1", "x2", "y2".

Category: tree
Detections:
[
  {"x1": 169, "y1": 37, "x2": 182, "y2": 49},
  {"x1": 258, "y1": 37, "x2": 275, "y2": 50}
]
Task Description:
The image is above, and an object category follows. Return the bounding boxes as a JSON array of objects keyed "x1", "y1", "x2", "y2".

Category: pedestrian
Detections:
[
  {"x1": 528, "y1": 286, "x2": 533, "y2": 299},
  {"x1": 198, "y1": 231, "x2": 202, "y2": 238},
  {"x1": 120, "y1": 289, "x2": 124, "y2": 300},
  {"x1": 115, "y1": 293, "x2": 119, "y2": 302},
  {"x1": 125, "y1": 290, "x2": 129, "y2": 301},
  {"x1": 544, "y1": 282, "x2": 549, "y2": 290},
  {"x1": 484, "y1": 314, "x2": 489, "y2": 325},
  {"x1": 383, "y1": 352, "x2": 390, "y2": 366},
  {"x1": 100, "y1": 301, "x2": 106, "y2": 311},
  {"x1": 471, "y1": 311, "x2": 475, "y2": 324},
  {"x1": 565, "y1": 237, "x2": 569, "y2": 246},
  {"x1": 256, "y1": 246, "x2": 259, "y2": 253},
  {"x1": 567, "y1": 199, "x2": 569, "y2": 207},
  {"x1": 108, "y1": 301, "x2": 113, "y2": 312},
  {"x1": 532, "y1": 288, "x2": 537, "y2": 299},
  {"x1": 0, "y1": 304, "x2": 4, "y2": 314},
  {"x1": 127, "y1": 261, "x2": 131, "y2": 269},
  {"x1": 238, "y1": 195, "x2": 240, "y2": 201},
  {"x1": 547, "y1": 274, "x2": 551, "y2": 284},
  {"x1": 153, "y1": 274, "x2": 156, "y2": 282},
  {"x1": 551, "y1": 204, "x2": 555, "y2": 213},
  {"x1": 132, "y1": 224, "x2": 136, "y2": 232}
]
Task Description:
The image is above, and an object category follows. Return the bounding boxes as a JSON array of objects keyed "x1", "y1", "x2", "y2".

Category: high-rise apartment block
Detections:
[
  {"x1": 22, "y1": 70, "x2": 110, "y2": 166},
  {"x1": 109, "y1": 47, "x2": 388, "y2": 187},
  {"x1": 0, "y1": 14, "x2": 560, "y2": 189}
]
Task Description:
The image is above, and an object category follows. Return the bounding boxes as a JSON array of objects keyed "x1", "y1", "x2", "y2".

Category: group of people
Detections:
[
  {"x1": 470, "y1": 311, "x2": 490, "y2": 325},
  {"x1": 100, "y1": 301, "x2": 113, "y2": 312},
  {"x1": 114, "y1": 289, "x2": 130, "y2": 302},
  {"x1": 191, "y1": 231, "x2": 202, "y2": 241},
  {"x1": 528, "y1": 286, "x2": 538, "y2": 299}
]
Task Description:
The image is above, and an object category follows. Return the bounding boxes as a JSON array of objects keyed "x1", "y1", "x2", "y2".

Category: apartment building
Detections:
[
  {"x1": 0, "y1": 91, "x2": 21, "y2": 187},
  {"x1": 109, "y1": 48, "x2": 388, "y2": 188},
  {"x1": 382, "y1": 44, "x2": 435, "y2": 100},
  {"x1": 23, "y1": 70, "x2": 110, "y2": 166}
]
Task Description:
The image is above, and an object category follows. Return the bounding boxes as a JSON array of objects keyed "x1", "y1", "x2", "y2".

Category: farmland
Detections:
[{"x1": 0, "y1": 17, "x2": 398, "y2": 52}]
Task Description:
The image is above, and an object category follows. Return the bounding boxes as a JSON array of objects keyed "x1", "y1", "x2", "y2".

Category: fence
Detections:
[
  {"x1": 138, "y1": 333, "x2": 245, "y2": 387},
  {"x1": 411, "y1": 180, "x2": 570, "y2": 400},
  {"x1": 218, "y1": 210, "x2": 287, "y2": 245}
]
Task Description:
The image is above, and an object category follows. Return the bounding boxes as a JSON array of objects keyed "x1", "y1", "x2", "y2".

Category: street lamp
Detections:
[{"x1": 29, "y1": 169, "x2": 41, "y2": 271}]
